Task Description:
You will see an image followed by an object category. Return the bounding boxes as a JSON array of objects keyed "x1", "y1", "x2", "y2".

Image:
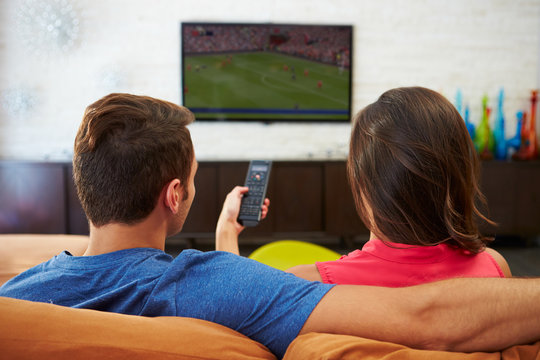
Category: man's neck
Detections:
[{"x1": 83, "y1": 217, "x2": 168, "y2": 256}]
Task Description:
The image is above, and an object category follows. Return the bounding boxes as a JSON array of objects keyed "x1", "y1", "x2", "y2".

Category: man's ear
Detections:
[{"x1": 164, "y1": 179, "x2": 182, "y2": 214}]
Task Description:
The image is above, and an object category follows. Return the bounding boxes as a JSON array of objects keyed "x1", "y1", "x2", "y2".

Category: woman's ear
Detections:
[{"x1": 164, "y1": 179, "x2": 182, "y2": 214}]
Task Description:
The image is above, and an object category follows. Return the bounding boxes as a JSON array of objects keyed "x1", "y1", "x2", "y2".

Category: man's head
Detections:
[{"x1": 73, "y1": 93, "x2": 195, "y2": 228}]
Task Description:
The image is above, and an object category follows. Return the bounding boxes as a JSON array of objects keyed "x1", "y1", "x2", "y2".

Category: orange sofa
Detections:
[{"x1": 1, "y1": 234, "x2": 539, "y2": 360}]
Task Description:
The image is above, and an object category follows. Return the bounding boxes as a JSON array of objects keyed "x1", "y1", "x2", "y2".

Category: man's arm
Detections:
[
  {"x1": 215, "y1": 186, "x2": 269, "y2": 254},
  {"x1": 302, "y1": 277, "x2": 540, "y2": 352},
  {"x1": 215, "y1": 186, "x2": 247, "y2": 254}
]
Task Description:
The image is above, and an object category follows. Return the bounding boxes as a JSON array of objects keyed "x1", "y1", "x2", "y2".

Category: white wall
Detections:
[{"x1": 0, "y1": 0, "x2": 538, "y2": 161}]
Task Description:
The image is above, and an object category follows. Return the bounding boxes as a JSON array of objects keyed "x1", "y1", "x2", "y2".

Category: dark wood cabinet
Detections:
[
  {"x1": 272, "y1": 162, "x2": 324, "y2": 233},
  {"x1": 187, "y1": 161, "x2": 325, "y2": 236},
  {"x1": 324, "y1": 162, "x2": 368, "y2": 237},
  {"x1": 65, "y1": 164, "x2": 89, "y2": 235},
  {"x1": 1, "y1": 160, "x2": 539, "y2": 241},
  {"x1": 182, "y1": 163, "x2": 219, "y2": 235},
  {"x1": 0, "y1": 162, "x2": 67, "y2": 234},
  {"x1": 513, "y1": 162, "x2": 540, "y2": 237},
  {"x1": 478, "y1": 161, "x2": 540, "y2": 238},
  {"x1": 479, "y1": 161, "x2": 516, "y2": 235}
]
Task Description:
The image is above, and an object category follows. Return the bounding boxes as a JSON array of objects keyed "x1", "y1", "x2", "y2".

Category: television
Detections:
[{"x1": 181, "y1": 22, "x2": 353, "y2": 122}]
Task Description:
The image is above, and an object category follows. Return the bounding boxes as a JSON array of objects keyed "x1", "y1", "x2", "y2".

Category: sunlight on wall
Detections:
[{"x1": 0, "y1": 0, "x2": 538, "y2": 160}]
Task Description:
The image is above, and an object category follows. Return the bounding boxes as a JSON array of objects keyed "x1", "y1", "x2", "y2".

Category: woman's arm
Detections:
[
  {"x1": 301, "y1": 277, "x2": 540, "y2": 352},
  {"x1": 485, "y1": 247, "x2": 512, "y2": 277},
  {"x1": 286, "y1": 264, "x2": 323, "y2": 282}
]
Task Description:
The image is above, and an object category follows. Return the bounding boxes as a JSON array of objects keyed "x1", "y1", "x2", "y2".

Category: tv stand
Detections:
[{"x1": 1, "y1": 161, "x2": 539, "y2": 244}]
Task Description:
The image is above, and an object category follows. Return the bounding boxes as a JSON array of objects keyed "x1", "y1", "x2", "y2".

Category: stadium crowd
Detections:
[{"x1": 183, "y1": 24, "x2": 350, "y2": 68}]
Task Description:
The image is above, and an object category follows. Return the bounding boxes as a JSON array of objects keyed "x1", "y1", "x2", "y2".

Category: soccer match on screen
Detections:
[{"x1": 181, "y1": 23, "x2": 352, "y2": 122}]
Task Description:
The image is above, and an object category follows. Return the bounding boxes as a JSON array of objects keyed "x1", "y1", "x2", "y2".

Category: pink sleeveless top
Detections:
[{"x1": 316, "y1": 239, "x2": 504, "y2": 287}]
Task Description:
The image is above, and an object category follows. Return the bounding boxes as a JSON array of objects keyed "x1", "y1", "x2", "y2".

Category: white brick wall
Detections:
[{"x1": 0, "y1": 0, "x2": 538, "y2": 160}]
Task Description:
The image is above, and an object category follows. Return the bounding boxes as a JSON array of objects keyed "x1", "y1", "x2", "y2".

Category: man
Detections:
[{"x1": 1, "y1": 93, "x2": 539, "y2": 358}]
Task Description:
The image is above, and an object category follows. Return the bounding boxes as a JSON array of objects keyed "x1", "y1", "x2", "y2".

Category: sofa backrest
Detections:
[
  {"x1": 0, "y1": 296, "x2": 276, "y2": 360},
  {"x1": 0, "y1": 234, "x2": 89, "y2": 285}
]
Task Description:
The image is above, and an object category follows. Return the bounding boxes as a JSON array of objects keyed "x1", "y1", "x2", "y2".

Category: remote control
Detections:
[{"x1": 238, "y1": 160, "x2": 272, "y2": 227}]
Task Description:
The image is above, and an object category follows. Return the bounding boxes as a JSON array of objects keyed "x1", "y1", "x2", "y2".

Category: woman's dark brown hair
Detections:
[
  {"x1": 73, "y1": 93, "x2": 195, "y2": 227},
  {"x1": 347, "y1": 86, "x2": 494, "y2": 253}
]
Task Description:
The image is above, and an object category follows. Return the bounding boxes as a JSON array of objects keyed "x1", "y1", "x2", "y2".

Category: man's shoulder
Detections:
[{"x1": 171, "y1": 249, "x2": 255, "y2": 273}]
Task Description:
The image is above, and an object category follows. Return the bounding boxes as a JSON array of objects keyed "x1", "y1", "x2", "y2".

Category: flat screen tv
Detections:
[{"x1": 181, "y1": 22, "x2": 353, "y2": 122}]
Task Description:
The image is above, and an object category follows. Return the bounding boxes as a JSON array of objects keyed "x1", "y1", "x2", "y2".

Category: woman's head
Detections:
[{"x1": 347, "y1": 86, "x2": 493, "y2": 253}]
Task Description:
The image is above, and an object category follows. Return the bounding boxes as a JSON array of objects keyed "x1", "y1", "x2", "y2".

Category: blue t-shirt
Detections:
[{"x1": 0, "y1": 248, "x2": 334, "y2": 358}]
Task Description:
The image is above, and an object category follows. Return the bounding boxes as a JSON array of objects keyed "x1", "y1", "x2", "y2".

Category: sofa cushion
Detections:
[
  {"x1": 284, "y1": 332, "x2": 540, "y2": 360},
  {"x1": 0, "y1": 234, "x2": 89, "y2": 285},
  {"x1": 0, "y1": 296, "x2": 276, "y2": 360}
]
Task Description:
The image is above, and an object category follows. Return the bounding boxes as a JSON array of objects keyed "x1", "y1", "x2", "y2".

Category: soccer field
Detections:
[{"x1": 182, "y1": 51, "x2": 351, "y2": 121}]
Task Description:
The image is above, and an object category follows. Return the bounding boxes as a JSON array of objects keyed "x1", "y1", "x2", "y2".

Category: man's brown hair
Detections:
[
  {"x1": 73, "y1": 93, "x2": 195, "y2": 227},
  {"x1": 347, "y1": 87, "x2": 494, "y2": 253}
]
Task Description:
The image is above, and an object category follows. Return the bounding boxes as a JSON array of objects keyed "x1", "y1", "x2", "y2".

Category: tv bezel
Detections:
[{"x1": 180, "y1": 22, "x2": 353, "y2": 123}]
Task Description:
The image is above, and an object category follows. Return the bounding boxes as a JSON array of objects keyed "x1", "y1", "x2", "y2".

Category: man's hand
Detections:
[
  {"x1": 215, "y1": 186, "x2": 270, "y2": 255},
  {"x1": 221, "y1": 186, "x2": 249, "y2": 235}
]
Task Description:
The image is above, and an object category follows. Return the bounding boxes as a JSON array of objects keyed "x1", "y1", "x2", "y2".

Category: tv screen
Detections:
[{"x1": 181, "y1": 22, "x2": 353, "y2": 122}]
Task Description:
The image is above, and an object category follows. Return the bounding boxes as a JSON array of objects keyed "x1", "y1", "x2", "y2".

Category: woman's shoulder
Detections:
[{"x1": 483, "y1": 247, "x2": 512, "y2": 278}]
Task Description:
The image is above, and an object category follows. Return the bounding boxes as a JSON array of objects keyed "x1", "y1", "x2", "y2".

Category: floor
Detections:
[{"x1": 165, "y1": 235, "x2": 540, "y2": 277}]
